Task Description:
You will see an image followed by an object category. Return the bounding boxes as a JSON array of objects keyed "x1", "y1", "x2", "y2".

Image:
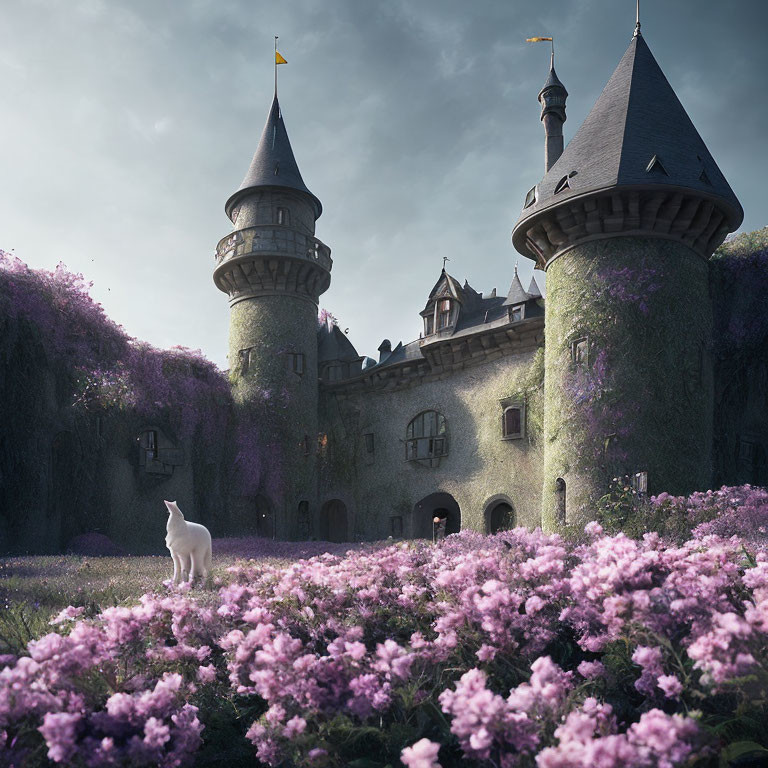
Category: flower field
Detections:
[{"x1": 2, "y1": 492, "x2": 768, "y2": 767}]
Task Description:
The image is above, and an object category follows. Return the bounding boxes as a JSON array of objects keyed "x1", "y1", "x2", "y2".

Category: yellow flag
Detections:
[
  {"x1": 526, "y1": 37, "x2": 553, "y2": 42},
  {"x1": 275, "y1": 51, "x2": 287, "y2": 65}
]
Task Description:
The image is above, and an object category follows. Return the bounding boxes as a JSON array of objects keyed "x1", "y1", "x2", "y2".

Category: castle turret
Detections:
[
  {"x1": 513, "y1": 27, "x2": 743, "y2": 531},
  {"x1": 538, "y1": 51, "x2": 568, "y2": 172},
  {"x1": 214, "y1": 93, "x2": 331, "y2": 538}
]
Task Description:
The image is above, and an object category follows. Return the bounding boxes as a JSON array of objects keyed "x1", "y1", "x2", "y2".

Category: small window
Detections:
[
  {"x1": 276, "y1": 207, "x2": 290, "y2": 225},
  {"x1": 288, "y1": 352, "x2": 305, "y2": 375},
  {"x1": 406, "y1": 410, "x2": 448, "y2": 464},
  {"x1": 390, "y1": 516, "x2": 403, "y2": 538},
  {"x1": 502, "y1": 404, "x2": 524, "y2": 440},
  {"x1": 555, "y1": 478, "x2": 566, "y2": 525},
  {"x1": 138, "y1": 429, "x2": 159, "y2": 465},
  {"x1": 230, "y1": 206, "x2": 240, "y2": 224},
  {"x1": 632, "y1": 471, "x2": 648, "y2": 495},
  {"x1": 145, "y1": 430, "x2": 157, "y2": 460},
  {"x1": 238, "y1": 347, "x2": 253, "y2": 375},
  {"x1": 571, "y1": 337, "x2": 589, "y2": 367},
  {"x1": 437, "y1": 299, "x2": 452, "y2": 330},
  {"x1": 424, "y1": 315, "x2": 434, "y2": 336},
  {"x1": 554, "y1": 176, "x2": 570, "y2": 194},
  {"x1": 302, "y1": 435, "x2": 310, "y2": 456},
  {"x1": 524, "y1": 186, "x2": 537, "y2": 209},
  {"x1": 510, "y1": 305, "x2": 524, "y2": 323},
  {"x1": 326, "y1": 365, "x2": 343, "y2": 382},
  {"x1": 364, "y1": 433, "x2": 374, "y2": 454},
  {"x1": 645, "y1": 155, "x2": 668, "y2": 176}
]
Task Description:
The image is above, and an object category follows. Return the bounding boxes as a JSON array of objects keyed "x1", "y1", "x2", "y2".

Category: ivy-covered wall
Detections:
[
  {"x1": 228, "y1": 294, "x2": 319, "y2": 539},
  {"x1": 543, "y1": 237, "x2": 713, "y2": 531},
  {"x1": 0, "y1": 253, "x2": 236, "y2": 555},
  {"x1": 710, "y1": 228, "x2": 768, "y2": 487}
]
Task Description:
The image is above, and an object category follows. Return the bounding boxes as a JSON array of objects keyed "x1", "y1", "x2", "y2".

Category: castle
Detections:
[
  {"x1": 210, "y1": 21, "x2": 744, "y2": 543},
  {"x1": 2, "y1": 22, "x2": 764, "y2": 555}
]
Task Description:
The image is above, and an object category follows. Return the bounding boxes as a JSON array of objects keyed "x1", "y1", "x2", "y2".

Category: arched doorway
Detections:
[
  {"x1": 486, "y1": 501, "x2": 514, "y2": 534},
  {"x1": 319, "y1": 499, "x2": 348, "y2": 542},
  {"x1": 255, "y1": 494, "x2": 274, "y2": 538},
  {"x1": 413, "y1": 492, "x2": 461, "y2": 539},
  {"x1": 297, "y1": 500, "x2": 312, "y2": 539}
]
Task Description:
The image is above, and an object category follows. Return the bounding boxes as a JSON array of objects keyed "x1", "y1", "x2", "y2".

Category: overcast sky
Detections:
[{"x1": 2, "y1": 0, "x2": 766, "y2": 369}]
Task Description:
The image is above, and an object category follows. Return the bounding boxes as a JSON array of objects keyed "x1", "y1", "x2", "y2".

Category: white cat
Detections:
[{"x1": 164, "y1": 500, "x2": 212, "y2": 584}]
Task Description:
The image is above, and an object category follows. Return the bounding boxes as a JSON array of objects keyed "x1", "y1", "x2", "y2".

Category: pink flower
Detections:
[
  {"x1": 584, "y1": 521, "x2": 604, "y2": 537},
  {"x1": 39, "y1": 712, "x2": 81, "y2": 763},
  {"x1": 657, "y1": 674, "x2": 683, "y2": 699},
  {"x1": 401, "y1": 738, "x2": 441, "y2": 768},
  {"x1": 577, "y1": 660, "x2": 606, "y2": 679},
  {"x1": 197, "y1": 664, "x2": 217, "y2": 684}
]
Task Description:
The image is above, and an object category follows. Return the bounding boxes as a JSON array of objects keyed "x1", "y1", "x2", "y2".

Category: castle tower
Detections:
[
  {"x1": 512, "y1": 27, "x2": 742, "y2": 531},
  {"x1": 539, "y1": 50, "x2": 568, "y2": 172},
  {"x1": 213, "y1": 93, "x2": 331, "y2": 538}
]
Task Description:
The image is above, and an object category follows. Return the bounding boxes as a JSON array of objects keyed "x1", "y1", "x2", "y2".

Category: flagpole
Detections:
[
  {"x1": 634, "y1": 0, "x2": 641, "y2": 37},
  {"x1": 274, "y1": 36, "x2": 278, "y2": 94}
]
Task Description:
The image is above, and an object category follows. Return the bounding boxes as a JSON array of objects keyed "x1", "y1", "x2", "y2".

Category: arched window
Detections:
[
  {"x1": 406, "y1": 410, "x2": 447, "y2": 465},
  {"x1": 502, "y1": 403, "x2": 525, "y2": 440}
]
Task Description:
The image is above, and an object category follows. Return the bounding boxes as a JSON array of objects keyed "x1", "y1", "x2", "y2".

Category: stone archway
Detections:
[
  {"x1": 413, "y1": 492, "x2": 461, "y2": 539},
  {"x1": 255, "y1": 494, "x2": 274, "y2": 539},
  {"x1": 319, "y1": 499, "x2": 348, "y2": 543}
]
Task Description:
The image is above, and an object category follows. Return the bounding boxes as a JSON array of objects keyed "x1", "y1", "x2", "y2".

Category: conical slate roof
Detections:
[
  {"x1": 226, "y1": 94, "x2": 322, "y2": 219},
  {"x1": 517, "y1": 34, "x2": 742, "y2": 229},
  {"x1": 318, "y1": 320, "x2": 360, "y2": 363},
  {"x1": 502, "y1": 267, "x2": 533, "y2": 306},
  {"x1": 539, "y1": 55, "x2": 568, "y2": 98}
]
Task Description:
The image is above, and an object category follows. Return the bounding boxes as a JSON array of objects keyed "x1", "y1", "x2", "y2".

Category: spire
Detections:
[
  {"x1": 225, "y1": 94, "x2": 322, "y2": 219},
  {"x1": 502, "y1": 268, "x2": 532, "y2": 306},
  {"x1": 527, "y1": 275, "x2": 542, "y2": 298},
  {"x1": 538, "y1": 47, "x2": 568, "y2": 172},
  {"x1": 634, "y1": 0, "x2": 641, "y2": 38}
]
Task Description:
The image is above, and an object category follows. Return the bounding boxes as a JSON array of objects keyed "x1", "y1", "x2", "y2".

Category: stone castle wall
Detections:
[{"x1": 317, "y1": 346, "x2": 545, "y2": 541}]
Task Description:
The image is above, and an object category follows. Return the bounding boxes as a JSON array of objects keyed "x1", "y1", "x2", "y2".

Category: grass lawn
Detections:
[{"x1": 0, "y1": 537, "x2": 365, "y2": 655}]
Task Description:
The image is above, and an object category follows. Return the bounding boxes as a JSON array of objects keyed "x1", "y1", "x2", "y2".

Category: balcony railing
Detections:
[{"x1": 215, "y1": 226, "x2": 332, "y2": 272}]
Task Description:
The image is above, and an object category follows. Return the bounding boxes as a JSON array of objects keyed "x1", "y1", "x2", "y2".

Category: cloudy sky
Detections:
[{"x1": 2, "y1": 0, "x2": 766, "y2": 368}]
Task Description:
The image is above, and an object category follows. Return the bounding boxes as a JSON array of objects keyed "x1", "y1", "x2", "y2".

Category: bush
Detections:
[{"x1": 1, "y1": 499, "x2": 767, "y2": 766}]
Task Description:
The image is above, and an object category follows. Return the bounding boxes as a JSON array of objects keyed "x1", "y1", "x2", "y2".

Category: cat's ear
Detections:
[{"x1": 164, "y1": 500, "x2": 180, "y2": 514}]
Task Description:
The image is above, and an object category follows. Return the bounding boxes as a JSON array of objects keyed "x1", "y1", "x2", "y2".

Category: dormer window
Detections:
[
  {"x1": 509, "y1": 304, "x2": 525, "y2": 323},
  {"x1": 424, "y1": 315, "x2": 434, "y2": 336},
  {"x1": 524, "y1": 186, "x2": 537, "y2": 209},
  {"x1": 554, "y1": 175, "x2": 570, "y2": 194},
  {"x1": 276, "y1": 207, "x2": 290, "y2": 225},
  {"x1": 437, "y1": 299, "x2": 452, "y2": 330}
]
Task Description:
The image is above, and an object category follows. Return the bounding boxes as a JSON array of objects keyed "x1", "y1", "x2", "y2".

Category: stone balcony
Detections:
[
  {"x1": 213, "y1": 225, "x2": 332, "y2": 304},
  {"x1": 214, "y1": 226, "x2": 332, "y2": 271}
]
